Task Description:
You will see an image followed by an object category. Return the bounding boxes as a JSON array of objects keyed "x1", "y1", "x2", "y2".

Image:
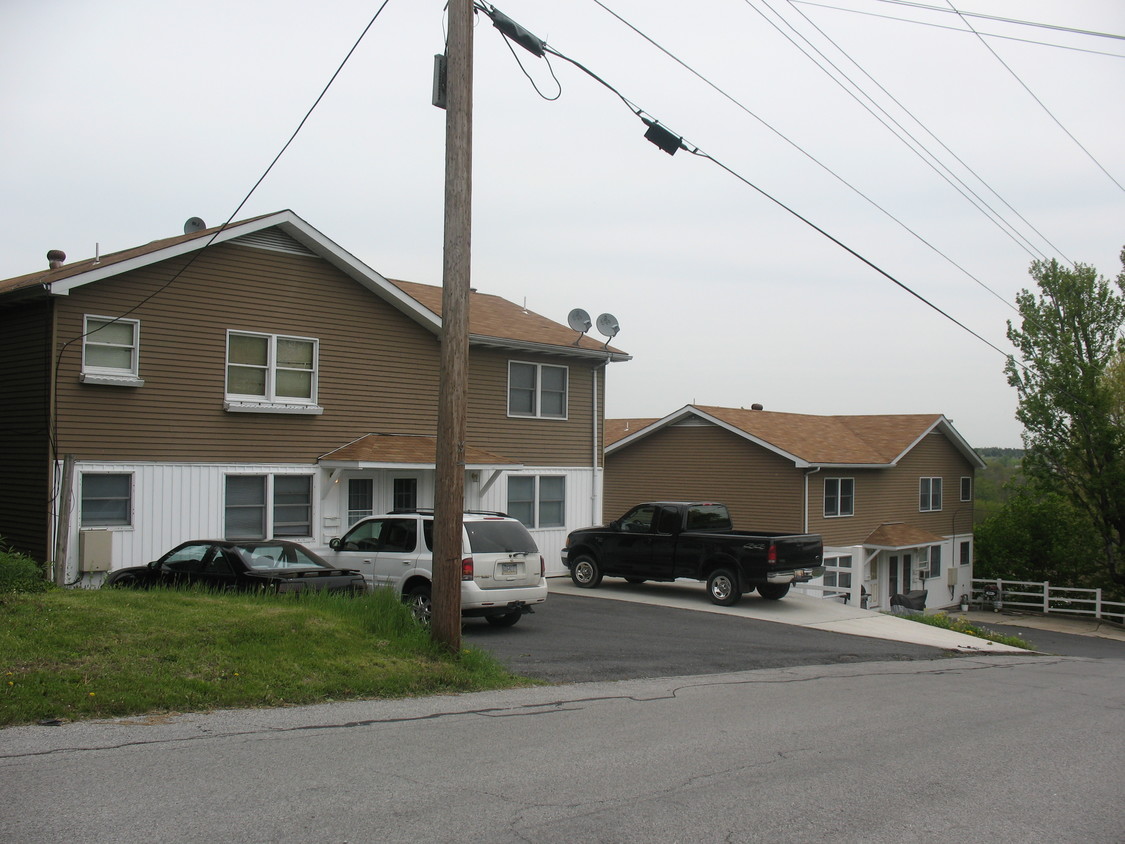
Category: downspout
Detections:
[
  {"x1": 592, "y1": 358, "x2": 606, "y2": 525},
  {"x1": 802, "y1": 467, "x2": 820, "y2": 534}
]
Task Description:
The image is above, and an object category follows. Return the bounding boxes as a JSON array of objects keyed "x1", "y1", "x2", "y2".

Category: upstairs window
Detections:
[
  {"x1": 960, "y1": 476, "x2": 973, "y2": 502},
  {"x1": 824, "y1": 478, "x2": 854, "y2": 517},
  {"x1": 508, "y1": 361, "x2": 567, "y2": 419},
  {"x1": 919, "y1": 477, "x2": 943, "y2": 512},
  {"x1": 226, "y1": 331, "x2": 319, "y2": 413},
  {"x1": 81, "y1": 316, "x2": 143, "y2": 386}
]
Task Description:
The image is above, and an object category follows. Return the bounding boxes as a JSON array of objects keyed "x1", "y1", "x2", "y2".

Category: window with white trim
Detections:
[
  {"x1": 507, "y1": 476, "x2": 566, "y2": 528},
  {"x1": 347, "y1": 479, "x2": 373, "y2": 526},
  {"x1": 508, "y1": 361, "x2": 567, "y2": 419},
  {"x1": 224, "y1": 474, "x2": 313, "y2": 539},
  {"x1": 225, "y1": 331, "x2": 319, "y2": 412},
  {"x1": 919, "y1": 477, "x2": 943, "y2": 512},
  {"x1": 960, "y1": 476, "x2": 973, "y2": 502},
  {"x1": 80, "y1": 473, "x2": 133, "y2": 527},
  {"x1": 823, "y1": 555, "x2": 853, "y2": 589},
  {"x1": 960, "y1": 540, "x2": 971, "y2": 566},
  {"x1": 928, "y1": 544, "x2": 942, "y2": 578},
  {"x1": 82, "y1": 316, "x2": 143, "y2": 386},
  {"x1": 823, "y1": 478, "x2": 854, "y2": 517}
]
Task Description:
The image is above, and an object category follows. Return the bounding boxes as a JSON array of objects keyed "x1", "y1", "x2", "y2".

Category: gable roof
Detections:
[
  {"x1": 606, "y1": 404, "x2": 985, "y2": 469},
  {"x1": 0, "y1": 210, "x2": 629, "y2": 362}
]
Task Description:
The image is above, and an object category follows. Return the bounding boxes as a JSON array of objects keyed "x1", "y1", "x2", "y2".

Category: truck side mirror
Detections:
[{"x1": 329, "y1": 537, "x2": 342, "y2": 551}]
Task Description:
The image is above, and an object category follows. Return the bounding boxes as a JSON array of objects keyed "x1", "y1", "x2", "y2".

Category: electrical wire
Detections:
[
  {"x1": 587, "y1": 0, "x2": 1020, "y2": 309},
  {"x1": 479, "y1": 4, "x2": 1011, "y2": 359},
  {"x1": 945, "y1": 1, "x2": 1125, "y2": 194},
  {"x1": 45, "y1": 0, "x2": 394, "y2": 558},
  {"x1": 790, "y1": 2, "x2": 1125, "y2": 60},
  {"x1": 776, "y1": 0, "x2": 1073, "y2": 266}
]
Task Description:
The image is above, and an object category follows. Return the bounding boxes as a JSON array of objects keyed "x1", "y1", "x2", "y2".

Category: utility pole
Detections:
[{"x1": 432, "y1": 0, "x2": 474, "y2": 652}]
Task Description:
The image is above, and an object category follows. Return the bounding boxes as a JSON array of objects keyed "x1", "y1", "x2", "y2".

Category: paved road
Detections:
[
  {"x1": 465, "y1": 593, "x2": 948, "y2": 683},
  {"x1": 4, "y1": 655, "x2": 1122, "y2": 843}
]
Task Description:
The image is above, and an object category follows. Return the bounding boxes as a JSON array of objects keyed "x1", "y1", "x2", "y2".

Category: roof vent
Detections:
[
  {"x1": 184, "y1": 217, "x2": 207, "y2": 234},
  {"x1": 751, "y1": 403, "x2": 764, "y2": 411},
  {"x1": 47, "y1": 249, "x2": 66, "y2": 269}
]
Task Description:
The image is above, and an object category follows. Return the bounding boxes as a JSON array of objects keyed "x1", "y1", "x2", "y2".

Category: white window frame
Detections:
[
  {"x1": 960, "y1": 540, "x2": 971, "y2": 566},
  {"x1": 81, "y1": 315, "x2": 144, "y2": 386},
  {"x1": 960, "y1": 476, "x2": 972, "y2": 502},
  {"x1": 823, "y1": 478, "x2": 854, "y2": 518},
  {"x1": 507, "y1": 475, "x2": 566, "y2": 528},
  {"x1": 928, "y1": 544, "x2": 942, "y2": 579},
  {"x1": 507, "y1": 361, "x2": 568, "y2": 419},
  {"x1": 80, "y1": 472, "x2": 134, "y2": 528},
  {"x1": 919, "y1": 477, "x2": 943, "y2": 512},
  {"x1": 224, "y1": 330, "x2": 322, "y2": 415},
  {"x1": 823, "y1": 554, "x2": 853, "y2": 589},
  {"x1": 223, "y1": 474, "x2": 314, "y2": 540}
]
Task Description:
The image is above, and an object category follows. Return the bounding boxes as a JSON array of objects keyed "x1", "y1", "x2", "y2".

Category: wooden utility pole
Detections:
[{"x1": 432, "y1": 0, "x2": 474, "y2": 652}]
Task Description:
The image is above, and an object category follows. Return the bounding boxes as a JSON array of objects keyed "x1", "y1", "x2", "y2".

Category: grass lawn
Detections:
[{"x1": 0, "y1": 587, "x2": 536, "y2": 727}]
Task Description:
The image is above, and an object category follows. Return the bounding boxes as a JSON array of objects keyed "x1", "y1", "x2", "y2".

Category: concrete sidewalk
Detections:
[{"x1": 548, "y1": 577, "x2": 1031, "y2": 653}]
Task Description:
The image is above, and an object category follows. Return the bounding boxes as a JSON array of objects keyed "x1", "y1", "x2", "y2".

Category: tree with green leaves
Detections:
[{"x1": 1004, "y1": 249, "x2": 1125, "y2": 587}]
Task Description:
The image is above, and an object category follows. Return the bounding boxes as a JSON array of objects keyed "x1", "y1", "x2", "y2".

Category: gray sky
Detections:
[{"x1": 3, "y1": 0, "x2": 1123, "y2": 447}]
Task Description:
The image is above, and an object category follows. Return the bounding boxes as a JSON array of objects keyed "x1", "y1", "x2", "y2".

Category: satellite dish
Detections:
[
  {"x1": 567, "y1": 308, "x2": 592, "y2": 333},
  {"x1": 596, "y1": 313, "x2": 620, "y2": 339},
  {"x1": 184, "y1": 217, "x2": 207, "y2": 234}
]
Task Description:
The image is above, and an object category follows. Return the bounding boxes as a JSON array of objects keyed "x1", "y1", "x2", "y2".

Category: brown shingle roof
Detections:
[
  {"x1": 604, "y1": 418, "x2": 660, "y2": 447},
  {"x1": 388, "y1": 278, "x2": 625, "y2": 356},
  {"x1": 695, "y1": 406, "x2": 943, "y2": 464},
  {"x1": 319, "y1": 434, "x2": 519, "y2": 466},
  {"x1": 606, "y1": 405, "x2": 981, "y2": 467},
  {"x1": 865, "y1": 522, "x2": 947, "y2": 548}
]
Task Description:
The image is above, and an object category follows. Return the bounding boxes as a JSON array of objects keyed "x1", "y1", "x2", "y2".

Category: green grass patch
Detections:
[
  {"x1": 0, "y1": 586, "x2": 536, "y2": 726},
  {"x1": 906, "y1": 610, "x2": 1033, "y2": 649}
]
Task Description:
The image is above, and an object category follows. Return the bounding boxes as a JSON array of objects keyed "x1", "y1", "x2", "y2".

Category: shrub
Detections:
[{"x1": 0, "y1": 540, "x2": 51, "y2": 594}]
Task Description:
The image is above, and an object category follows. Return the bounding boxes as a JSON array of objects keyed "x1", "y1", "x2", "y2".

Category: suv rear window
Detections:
[{"x1": 465, "y1": 520, "x2": 538, "y2": 554}]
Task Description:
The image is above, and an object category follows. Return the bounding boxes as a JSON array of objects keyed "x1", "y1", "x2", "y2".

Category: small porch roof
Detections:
[
  {"x1": 864, "y1": 522, "x2": 947, "y2": 550},
  {"x1": 318, "y1": 433, "x2": 522, "y2": 471}
]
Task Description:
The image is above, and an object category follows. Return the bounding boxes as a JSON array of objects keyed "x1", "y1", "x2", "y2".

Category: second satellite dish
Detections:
[{"x1": 596, "y1": 313, "x2": 620, "y2": 339}]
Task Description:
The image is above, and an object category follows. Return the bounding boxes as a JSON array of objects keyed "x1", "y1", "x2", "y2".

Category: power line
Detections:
[
  {"x1": 583, "y1": 0, "x2": 1021, "y2": 309},
  {"x1": 875, "y1": 0, "x2": 1125, "y2": 42},
  {"x1": 945, "y1": 1, "x2": 1125, "y2": 193},
  {"x1": 790, "y1": 1, "x2": 1125, "y2": 59},
  {"x1": 478, "y1": 3, "x2": 1011, "y2": 359}
]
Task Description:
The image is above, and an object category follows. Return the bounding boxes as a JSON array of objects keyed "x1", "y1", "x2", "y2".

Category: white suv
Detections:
[{"x1": 326, "y1": 510, "x2": 548, "y2": 627}]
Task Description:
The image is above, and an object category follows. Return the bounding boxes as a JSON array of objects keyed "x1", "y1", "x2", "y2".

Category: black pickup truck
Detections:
[{"x1": 562, "y1": 502, "x2": 823, "y2": 605}]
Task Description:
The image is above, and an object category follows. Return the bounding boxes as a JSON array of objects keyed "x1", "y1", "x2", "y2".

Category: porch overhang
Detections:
[
  {"x1": 863, "y1": 522, "x2": 947, "y2": 551},
  {"x1": 317, "y1": 433, "x2": 523, "y2": 472}
]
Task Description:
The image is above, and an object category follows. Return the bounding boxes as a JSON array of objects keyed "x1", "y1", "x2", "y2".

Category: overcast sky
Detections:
[{"x1": 3, "y1": 0, "x2": 1122, "y2": 447}]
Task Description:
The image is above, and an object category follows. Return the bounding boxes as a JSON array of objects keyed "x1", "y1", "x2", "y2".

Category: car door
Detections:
[
  {"x1": 608, "y1": 504, "x2": 660, "y2": 577},
  {"x1": 156, "y1": 542, "x2": 214, "y2": 587},
  {"x1": 331, "y1": 518, "x2": 421, "y2": 589}
]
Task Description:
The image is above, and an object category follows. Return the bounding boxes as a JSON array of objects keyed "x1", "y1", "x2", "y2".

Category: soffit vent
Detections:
[{"x1": 231, "y1": 228, "x2": 318, "y2": 257}]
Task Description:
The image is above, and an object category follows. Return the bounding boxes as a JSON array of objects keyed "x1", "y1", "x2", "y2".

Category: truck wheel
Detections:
[
  {"x1": 570, "y1": 554, "x2": 603, "y2": 588},
  {"x1": 758, "y1": 583, "x2": 790, "y2": 600},
  {"x1": 707, "y1": 568, "x2": 741, "y2": 606}
]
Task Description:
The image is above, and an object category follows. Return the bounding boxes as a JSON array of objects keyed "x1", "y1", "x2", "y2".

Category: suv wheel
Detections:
[
  {"x1": 405, "y1": 584, "x2": 433, "y2": 624},
  {"x1": 570, "y1": 554, "x2": 603, "y2": 588}
]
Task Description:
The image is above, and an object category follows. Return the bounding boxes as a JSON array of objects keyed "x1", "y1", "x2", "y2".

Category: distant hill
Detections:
[{"x1": 976, "y1": 447, "x2": 1024, "y2": 460}]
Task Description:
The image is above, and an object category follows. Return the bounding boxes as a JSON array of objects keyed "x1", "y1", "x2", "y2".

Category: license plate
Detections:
[{"x1": 501, "y1": 563, "x2": 519, "y2": 575}]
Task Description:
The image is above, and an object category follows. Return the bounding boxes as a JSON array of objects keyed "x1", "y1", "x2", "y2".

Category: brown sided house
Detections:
[
  {"x1": 603, "y1": 404, "x2": 985, "y2": 611},
  {"x1": 0, "y1": 211, "x2": 628, "y2": 582}
]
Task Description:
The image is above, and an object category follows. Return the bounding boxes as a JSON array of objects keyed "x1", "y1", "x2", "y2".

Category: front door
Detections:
[{"x1": 888, "y1": 554, "x2": 913, "y2": 598}]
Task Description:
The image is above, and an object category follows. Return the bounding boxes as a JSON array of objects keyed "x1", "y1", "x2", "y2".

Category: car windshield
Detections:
[
  {"x1": 233, "y1": 542, "x2": 332, "y2": 570},
  {"x1": 464, "y1": 520, "x2": 538, "y2": 554}
]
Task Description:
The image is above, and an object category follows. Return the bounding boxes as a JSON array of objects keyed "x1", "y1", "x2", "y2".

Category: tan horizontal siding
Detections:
[
  {"x1": 50, "y1": 242, "x2": 602, "y2": 468},
  {"x1": 605, "y1": 424, "x2": 804, "y2": 530},
  {"x1": 809, "y1": 433, "x2": 977, "y2": 545}
]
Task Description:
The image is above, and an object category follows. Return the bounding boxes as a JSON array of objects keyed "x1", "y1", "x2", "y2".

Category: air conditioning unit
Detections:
[{"x1": 79, "y1": 530, "x2": 113, "y2": 572}]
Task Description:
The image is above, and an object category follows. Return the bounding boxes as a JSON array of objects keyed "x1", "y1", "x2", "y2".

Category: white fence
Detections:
[{"x1": 971, "y1": 578, "x2": 1125, "y2": 625}]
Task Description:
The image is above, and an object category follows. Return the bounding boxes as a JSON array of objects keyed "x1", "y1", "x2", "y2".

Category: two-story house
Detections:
[
  {"x1": 602, "y1": 404, "x2": 985, "y2": 610},
  {"x1": 0, "y1": 210, "x2": 628, "y2": 583}
]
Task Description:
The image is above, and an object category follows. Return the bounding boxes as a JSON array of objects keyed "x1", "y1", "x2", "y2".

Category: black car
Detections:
[{"x1": 104, "y1": 539, "x2": 366, "y2": 595}]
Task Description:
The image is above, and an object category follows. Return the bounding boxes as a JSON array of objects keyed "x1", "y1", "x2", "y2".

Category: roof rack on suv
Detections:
[{"x1": 386, "y1": 508, "x2": 513, "y2": 518}]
